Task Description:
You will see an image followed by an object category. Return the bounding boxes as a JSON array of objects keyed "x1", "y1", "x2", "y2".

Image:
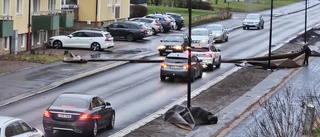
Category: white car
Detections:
[
  {"x1": 0, "y1": 116, "x2": 44, "y2": 137},
  {"x1": 189, "y1": 43, "x2": 221, "y2": 71},
  {"x1": 191, "y1": 28, "x2": 214, "y2": 44},
  {"x1": 49, "y1": 29, "x2": 114, "y2": 51}
]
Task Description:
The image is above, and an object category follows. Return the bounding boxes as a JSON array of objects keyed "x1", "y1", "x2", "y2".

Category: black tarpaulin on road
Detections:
[{"x1": 164, "y1": 105, "x2": 218, "y2": 131}]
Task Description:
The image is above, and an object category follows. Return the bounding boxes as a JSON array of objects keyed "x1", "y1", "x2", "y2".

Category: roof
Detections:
[
  {"x1": 0, "y1": 116, "x2": 17, "y2": 126},
  {"x1": 58, "y1": 92, "x2": 96, "y2": 101}
]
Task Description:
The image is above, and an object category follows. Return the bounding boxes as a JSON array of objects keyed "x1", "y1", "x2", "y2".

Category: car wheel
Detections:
[
  {"x1": 126, "y1": 34, "x2": 135, "y2": 42},
  {"x1": 191, "y1": 72, "x2": 196, "y2": 82},
  {"x1": 44, "y1": 129, "x2": 53, "y2": 136},
  {"x1": 225, "y1": 36, "x2": 228, "y2": 42},
  {"x1": 91, "y1": 42, "x2": 101, "y2": 51},
  {"x1": 152, "y1": 28, "x2": 157, "y2": 35},
  {"x1": 106, "y1": 113, "x2": 115, "y2": 129},
  {"x1": 246, "y1": 27, "x2": 249, "y2": 30},
  {"x1": 177, "y1": 26, "x2": 182, "y2": 30},
  {"x1": 208, "y1": 64, "x2": 214, "y2": 71},
  {"x1": 160, "y1": 76, "x2": 166, "y2": 81},
  {"x1": 159, "y1": 52, "x2": 164, "y2": 56},
  {"x1": 198, "y1": 70, "x2": 203, "y2": 78},
  {"x1": 262, "y1": 25, "x2": 264, "y2": 29},
  {"x1": 88, "y1": 120, "x2": 98, "y2": 137},
  {"x1": 216, "y1": 58, "x2": 221, "y2": 68},
  {"x1": 243, "y1": 27, "x2": 246, "y2": 30},
  {"x1": 52, "y1": 40, "x2": 62, "y2": 49},
  {"x1": 160, "y1": 27, "x2": 165, "y2": 33}
]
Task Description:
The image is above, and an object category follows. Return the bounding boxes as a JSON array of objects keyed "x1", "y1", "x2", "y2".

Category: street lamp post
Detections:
[
  {"x1": 27, "y1": 0, "x2": 31, "y2": 52},
  {"x1": 187, "y1": 0, "x2": 192, "y2": 109},
  {"x1": 268, "y1": 0, "x2": 274, "y2": 68}
]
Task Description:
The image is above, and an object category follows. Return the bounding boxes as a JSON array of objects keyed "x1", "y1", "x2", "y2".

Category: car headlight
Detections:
[
  {"x1": 174, "y1": 45, "x2": 182, "y2": 50},
  {"x1": 158, "y1": 45, "x2": 166, "y2": 49}
]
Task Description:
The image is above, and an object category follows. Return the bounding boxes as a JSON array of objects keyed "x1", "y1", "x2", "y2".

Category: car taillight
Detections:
[
  {"x1": 184, "y1": 51, "x2": 190, "y2": 55},
  {"x1": 79, "y1": 114, "x2": 91, "y2": 120},
  {"x1": 105, "y1": 37, "x2": 109, "y2": 41},
  {"x1": 44, "y1": 110, "x2": 51, "y2": 118},
  {"x1": 92, "y1": 114, "x2": 101, "y2": 119},
  {"x1": 140, "y1": 29, "x2": 146, "y2": 33},
  {"x1": 155, "y1": 23, "x2": 160, "y2": 26},
  {"x1": 204, "y1": 53, "x2": 212, "y2": 57},
  {"x1": 161, "y1": 63, "x2": 168, "y2": 68},
  {"x1": 183, "y1": 65, "x2": 189, "y2": 69},
  {"x1": 215, "y1": 53, "x2": 220, "y2": 57}
]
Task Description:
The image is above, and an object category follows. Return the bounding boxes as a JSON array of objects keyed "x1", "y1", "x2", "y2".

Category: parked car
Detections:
[
  {"x1": 158, "y1": 34, "x2": 189, "y2": 56},
  {"x1": 188, "y1": 43, "x2": 221, "y2": 71},
  {"x1": 106, "y1": 21, "x2": 149, "y2": 42},
  {"x1": 166, "y1": 12, "x2": 185, "y2": 30},
  {"x1": 151, "y1": 13, "x2": 177, "y2": 30},
  {"x1": 43, "y1": 92, "x2": 115, "y2": 137},
  {"x1": 140, "y1": 22, "x2": 154, "y2": 36},
  {"x1": 144, "y1": 14, "x2": 172, "y2": 33},
  {"x1": 49, "y1": 29, "x2": 114, "y2": 51},
  {"x1": 129, "y1": 17, "x2": 162, "y2": 35},
  {"x1": 206, "y1": 24, "x2": 229, "y2": 42},
  {"x1": 243, "y1": 13, "x2": 264, "y2": 30},
  {"x1": 191, "y1": 28, "x2": 214, "y2": 44},
  {"x1": 0, "y1": 116, "x2": 44, "y2": 137},
  {"x1": 160, "y1": 53, "x2": 203, "y2": 82}
]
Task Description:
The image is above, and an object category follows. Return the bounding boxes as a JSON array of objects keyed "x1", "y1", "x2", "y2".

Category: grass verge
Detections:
[{"x1": 2, "y1": 53, "x2": 64, "y2": 64}]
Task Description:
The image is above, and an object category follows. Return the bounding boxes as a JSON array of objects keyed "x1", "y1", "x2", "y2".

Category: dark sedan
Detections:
[
  {"x1": 43, "y1": 92, "x2": 115, "y2": 137},
  {"x1": 106, "y1": 21, "x2": 149, "y2": 42},
  {"x1": 160, "y1": 53, "x2": 203, "y2": 82},
  {"x1": 157, "y1": 34, "x2": 189, "y2": 56}
]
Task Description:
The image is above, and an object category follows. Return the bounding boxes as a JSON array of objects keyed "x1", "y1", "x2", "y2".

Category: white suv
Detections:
[
  {"x1": 49, "y1": 29, "x2": 114, "y2": 51},
  {"x1": 188, "y1": 43, "x2": 221, "y2": 71}
]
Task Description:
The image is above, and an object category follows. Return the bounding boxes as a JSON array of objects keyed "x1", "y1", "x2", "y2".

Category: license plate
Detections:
[
  {"x1": 166, "y1": 50, "x2": 173, "y2": 52},
  {"x1": 57, "y1": 114, "x2": 72, "y2": 118}
]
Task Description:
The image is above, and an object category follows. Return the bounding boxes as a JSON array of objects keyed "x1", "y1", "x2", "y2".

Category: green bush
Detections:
[{"x1": 130, "y1": 5, "x2": 148, "y2": 18}]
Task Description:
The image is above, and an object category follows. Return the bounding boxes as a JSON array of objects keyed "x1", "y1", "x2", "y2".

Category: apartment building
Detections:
[{"x1": 0, "y1": 0, "x2": 74, "y2": 55}]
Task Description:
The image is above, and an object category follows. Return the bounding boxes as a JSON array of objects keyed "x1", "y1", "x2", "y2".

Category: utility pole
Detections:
[
  {"x1": 304, "y1": 0, "x2": 307, "y2": 44},
  {"x1": 27, "y1": 0, "x2": 31, "y2": 52},
  {"x1": 187, "y1": 0, "x2": 192, "y2": 109},
  {"x1": 268, "y1": 0, "x2": 274, "y2": 69}
]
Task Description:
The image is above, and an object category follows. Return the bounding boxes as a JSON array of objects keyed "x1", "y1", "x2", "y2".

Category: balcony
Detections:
[
  {"x1": 0, "y1": 16, "x2": 13, "y2": 37},
  {"x1": 60, "y1": 10, "x2": 75, "y2": 28},
  {"x1": 32, "y1": 11, "x2": 60, "y2": 31}
]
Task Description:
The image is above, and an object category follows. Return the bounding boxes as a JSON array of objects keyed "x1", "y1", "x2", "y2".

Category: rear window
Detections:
[
  {"x1": 191, "y1": 47, "x2": 209, "y2": 52},
  {"x1": 165, "y1": 57, "x2": 188, "y2": 63},
  {"x1": 105, "y1": 33, "x2": 112, "y2": 38},
  {"x1": 52, "y1": 97, "x2": 88, "y2": 109},
  {"x1": 92, "y1": 33, "x2": 103, "y2": 37}
]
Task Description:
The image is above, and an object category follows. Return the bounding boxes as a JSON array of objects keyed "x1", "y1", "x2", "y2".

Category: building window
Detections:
[
  {"x1": 115, "y1": 0, "x2": 120, "y2": 5},
  {"x1": 33, "y1": 0, "x2": 40, "y2": 13},
  {"x1": 48, "y1": 0, "x2": 56, "y2": 11},
  {"x1": 37, "y1": 32, "x2": 41, "y2": 44},
  {"x1": 3, "y1": 0, "x2": 10, "y2": 15},
  {"x1": 108, "y1": 0, "x2": 112, "y2": 6},
  {"x1": 16, "y1": 0, "x2": 22, "y2": 15},
  {"x1": 5, "y1": 37, "x2": 10, "y2": 50},
  {"x1": 20, "y1": 34, "x2": 26, "y2": 48}
]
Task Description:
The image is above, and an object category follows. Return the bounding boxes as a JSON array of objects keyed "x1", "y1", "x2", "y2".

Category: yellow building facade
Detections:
[{"x1": 0, "y1": 0, "x2": 62, "y2": 55}]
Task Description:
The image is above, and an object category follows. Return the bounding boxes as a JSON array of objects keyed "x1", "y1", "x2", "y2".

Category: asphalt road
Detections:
[{"x1": 0, "y1": 1, "x2": 319, "y2": 137}]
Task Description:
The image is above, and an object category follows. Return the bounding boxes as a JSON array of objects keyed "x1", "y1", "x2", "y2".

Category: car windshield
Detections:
[
  {"x1": 52, "y1": 97, "x2": 88, "y2": 109},
  {"x1": 246, "y1": 14, "x2": 259, "y2": 20},
  {"x1": 163, "y1": 36, "x2": 184, "y2": 42},
  {"x1": 165, "y1": 57, "x2": 188, "y2": 63},
  {"x1": 191, "y1": 47, "x2": 210, "y2": 52},
  {"x1": 192, "y1": 30, "x2": 207, "y2": 36},
  {"x1": 208, "y1": 25, "x2": 222, "y2": 31}
]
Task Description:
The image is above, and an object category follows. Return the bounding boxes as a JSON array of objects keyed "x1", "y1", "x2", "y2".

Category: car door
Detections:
[
  {"x1": 91, "y1": 97, "x2": 109, "y2": 127},
  {"x1": 106, "y1": 23, "x2": 120, "y2": 38},
  {"x1": 64, "y1": 31, "x2": 84, "y2": 47}
]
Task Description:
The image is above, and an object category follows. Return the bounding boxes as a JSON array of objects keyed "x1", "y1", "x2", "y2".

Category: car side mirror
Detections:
[
  {"x1": 68, "y1": 35, "x2": 73, "y2": 38},
  {"x1": 32, "y1": 127, "x2": 38, "y2": 132},
  {"x1": 160, "y1": 40, "x2": 163, "y2": 42},
  {"x1": 218, "y1": 49, "x2": 221, "y2": 52},
  {"x1": 106, "y1": 102, "x2": 111, "y2": 106}
]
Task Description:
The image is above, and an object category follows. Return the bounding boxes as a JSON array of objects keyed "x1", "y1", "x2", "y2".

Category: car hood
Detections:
[
  {"x1": 243, "y1": 19, "x2": 259, "y2": 22},
  {"x1": 191, "y1": 35, "x2": 210, "y2": 40},
  {"x1": 211, "y1": 31, "x2": 223, "y2": 34},
  {"x1": 161, "y1": 41, "x2": 184, "y2": 46},
  {"x1": 50, "y1": 35, "x2": 69, "y2": 39}
]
